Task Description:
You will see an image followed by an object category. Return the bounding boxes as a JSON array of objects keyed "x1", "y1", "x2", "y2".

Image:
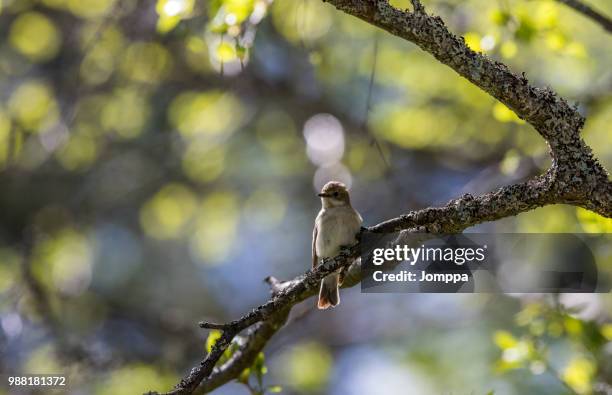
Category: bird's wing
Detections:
[
  {"x1": 356, "y1": 209, "x2": 363, "y2": 225},
  {"x1": 312, "y1": 223, "x2": 318, "y2": 269}
]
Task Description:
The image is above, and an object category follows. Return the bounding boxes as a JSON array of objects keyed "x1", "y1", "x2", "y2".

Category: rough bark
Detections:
[{"x1": 152, "y1": 1, "x2": 611, "y2": 394}]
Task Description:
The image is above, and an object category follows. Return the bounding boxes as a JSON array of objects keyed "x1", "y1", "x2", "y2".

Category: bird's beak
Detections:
[{"x1": 318, "y1": 193, "x2": 329, "y2": 197}]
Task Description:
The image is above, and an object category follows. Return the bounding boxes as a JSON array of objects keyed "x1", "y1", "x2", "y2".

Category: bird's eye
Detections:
[{"x1": 333, "y1": 192, "x2": 339, "y2": 197}]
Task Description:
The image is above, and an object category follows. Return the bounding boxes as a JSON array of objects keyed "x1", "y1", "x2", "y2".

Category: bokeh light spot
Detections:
[
  {"x1": 313, "y1": 163, "x2": 352, "y2": 192},
  {"x1": 8, "y1": 80, "x2": 59, "y2": 133},
  {"x1": 272, "y1": 0, "x2": 332, "y2": 44},
  {"x1": 0, "y1": 248, "x2": 19, "y2": 293},
  {"x1": 120, "y1": 42, "x2": 172, "y2": 83},
  {"x1": 256, "y1": 110, "x2": 298, "y2": 153},
  {"x1": 168, "y1": 90, "x2": 245, "y2": 139},
  {"x1": 140, "y1": 184, "x2": 198, "y2": 240},
  {"x1": 55, "y1": 131, "x2": 98, "y2": 170},
  {"x1": 9, "y1": 12, "x2": 61, "y2": 62},
  {"x1": 562, "y1": 357, "x2": 595, "y2": 394},
  {"x1": 576, "y1": 207, "x2": 612, "y2": 233},
  {"x1": 182, "y1": 143, "x2": 226, "y2": 183},
  {"x1": 101, "y1": 89, "x2": 149, "y2": 139},
  {"x1": 303, "y1": 113, "x2": 345, "y2": 166},
  {"x1": 68, "y1": 0, "x2": 115, "y2": 18},
  {"x1": 0, "y1": 109, "x2": 12, "y2": 167},
  {"x1": 276, "y1": 342, "x2": 332, "y2": 392},
  {"x1": 243, "y1": 188, "x2": 287, "y2": 229},
  {"x1": 190, "y1": 191, "x2": 239, "y2": 265},
  {"x1": 95, "y1": 364, "x2": 176, "y2": 395},
  {"x1": 34, "y1": 229, "x2": 94, "y2": 296},
  {"x1": 493, "y1": 102, "x2": 524, "y2": 124}
]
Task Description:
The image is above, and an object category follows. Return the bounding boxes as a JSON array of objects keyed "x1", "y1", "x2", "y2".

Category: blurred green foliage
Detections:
[
  {"x1": 206, "y1": 330, "x2": 282, "y2": 394},
  {"x1": 494, "y1": 301, "x2": 612, "y2": 394},
  {"x1": 274, "y1": 341, "x2": 332, "y2": 392},
  {"x1": 95, "y1": 364, "x2": 177, "y2": 395}
]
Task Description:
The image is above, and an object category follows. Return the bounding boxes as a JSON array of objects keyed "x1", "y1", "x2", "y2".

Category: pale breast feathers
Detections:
[{"x1": 314, "y1": 207, "x2": 362, "y2": 259}]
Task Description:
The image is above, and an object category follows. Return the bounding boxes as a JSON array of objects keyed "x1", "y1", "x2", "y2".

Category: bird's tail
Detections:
[{"x1": 318, "y1": 273, "x2": 340, "y2": 309}]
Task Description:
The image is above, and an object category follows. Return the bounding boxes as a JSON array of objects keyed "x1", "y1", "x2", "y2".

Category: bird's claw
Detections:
[{"x1": 339, "y1": 245, "x2": 352, "y2": 255}]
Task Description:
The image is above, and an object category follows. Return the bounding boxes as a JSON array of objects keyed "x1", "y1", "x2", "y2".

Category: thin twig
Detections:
[
  {"x1": 362, "y1": 31, "x2": 391, "y2": 170},
  {"x1": 556, "y1": 0, "x2": 612, "y2": 33}
]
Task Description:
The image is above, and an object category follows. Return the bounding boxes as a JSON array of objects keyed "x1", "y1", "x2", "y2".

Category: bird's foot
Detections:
[
  {"x1": 339, "y1": 245, "x2": 353, "y2": 256},
  {"x1": 338, "y1": 267, "x2": 346, "y2": 286}
]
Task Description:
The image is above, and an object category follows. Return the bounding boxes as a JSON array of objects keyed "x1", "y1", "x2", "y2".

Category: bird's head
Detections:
[{"x1": 318, "y1": 181, "x2": 351, "y2": 208}]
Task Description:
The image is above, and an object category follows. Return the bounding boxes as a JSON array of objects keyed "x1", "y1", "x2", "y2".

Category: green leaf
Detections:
[
  {"x1": 515, "y1": 17, "x2": 536, "y2": 42},
  {"x1": 490, "y1": 10, "x2": 510, "y2": 26},
  {"x1": 493, "y1": 330, "x2": 518, "y2": 350},
  {"x1": 209, "y1": 22, "x2": 228, "y2": 34},
  {"x1": 253, "y1": 352, "x2": 265, "y2": 372},
  {"x1": 207, "y1": 0, "x2": 224, "y2": 19},
  {"x1": 205, "y1": 330, "x2": 238, "y2": 365},
  {"x1": 581, "y1": 321, "x2": 607, "y2": 353},
  {"x1": 206, "y1": 330, "x2": 222, "y2": 353},
  {"x1": 155, "y1": 0, "x2": 195, "y2": 34},
  {"x1": 157, "y1": 15, "x2": 181, "y2": 34},
  {"x1": 253, "y1": 352, "x2": 266, "y2": 387},
  {"x1": 216, "y1": 42, "x2": 236, "y2": 61},
  {"x1": 238, "y1": 367, "x2": 250, "y2": 384},
  {"x1": 236, "y1": 44, "x2": 247, "y2": 60},
  {"x1": 267, "y1": 385, "x2": 282, "y2": 393}
]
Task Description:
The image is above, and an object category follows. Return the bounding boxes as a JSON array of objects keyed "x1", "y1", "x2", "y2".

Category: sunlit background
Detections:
[{"x1": 0, "y1": 0, "x2": 611, "y2": 394}]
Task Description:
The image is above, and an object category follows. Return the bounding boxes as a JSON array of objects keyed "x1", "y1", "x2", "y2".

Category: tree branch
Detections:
[
  {"x1": 159, "y1": 176, "x2": 607, "y2": 394},
  {"x1": 323, "y1": 0, "x2": 610, "y2": 216},
  {"x1": 152, "y1": 1, "x2": 611, "y2": 394},
  {"x1": 556, "y1": 0, "x2": 612, "y2": 34},
  {"x1": 196, "y1": 309, "x2": 290, "y2": 394}
]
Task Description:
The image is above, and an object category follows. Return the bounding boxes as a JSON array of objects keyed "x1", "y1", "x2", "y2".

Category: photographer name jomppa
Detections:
[
  {"x1": 372, "y1": 270, "x2": 470, "y2": 284},
  {"x1": 369, "y1": 244, "x2": 487, "y2": 284}
]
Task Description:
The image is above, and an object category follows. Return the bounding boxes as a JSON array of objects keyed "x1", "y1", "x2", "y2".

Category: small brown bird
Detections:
[{"x1": 312, "y1": 181, "x2": 363, "y2": 309}]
